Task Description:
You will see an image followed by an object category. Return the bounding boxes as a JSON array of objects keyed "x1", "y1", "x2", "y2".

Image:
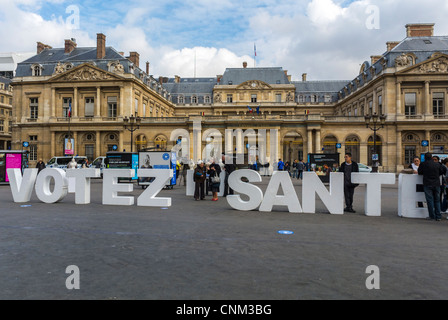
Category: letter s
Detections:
[{"x1": 227, "y1": 170, "x2": 263, "y2": 211}]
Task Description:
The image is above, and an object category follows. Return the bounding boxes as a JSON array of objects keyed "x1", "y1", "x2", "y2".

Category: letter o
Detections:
[{"x1": 35, "y1": 168, "x2": 68, "y2": 203}]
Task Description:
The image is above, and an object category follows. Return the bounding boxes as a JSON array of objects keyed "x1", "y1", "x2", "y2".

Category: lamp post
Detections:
[
  {"x1": 123, "y1": 114, "x2": 141, "y2": 153},
  {"x1": 364, "y1": 113, "x2": 386, "y2": 173}
]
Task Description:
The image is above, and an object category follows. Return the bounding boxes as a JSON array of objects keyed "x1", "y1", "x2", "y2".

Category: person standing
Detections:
[
  {"x1": 297, "y1": 159, "x2": 304, "y2": 180},
  {"x1": 36, "y1": 159, "x2": 46, "y2": 173},
  {"x1": 208, "y1": 160, "x2": 221, "y2": 201},
  {"x1": 277, "y1": 159, "x2": 284, "y2": 171},
  {"x1": 418, "y1": 152, "x2": 444, "y2": 221},
  {"x1": 442, "y1": 158, "x2": 448, "y2": 215},
  {"x1": 292, "y1": 160, "x2": 298, "y2": 178},
  {"x1": 408, "y1": 156, "x2": 423, "y2": 208},
  {"x1": 339, "y1": 153, "x2": 359, "y2": 213},
  {"x1": 193, "y1": 160, "x2": 206, "y2": 201}
]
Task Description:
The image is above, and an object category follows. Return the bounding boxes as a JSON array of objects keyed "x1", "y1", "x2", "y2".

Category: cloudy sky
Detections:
[{"x1": 1, "y1": 0, "x2": 447, "y2": 80}]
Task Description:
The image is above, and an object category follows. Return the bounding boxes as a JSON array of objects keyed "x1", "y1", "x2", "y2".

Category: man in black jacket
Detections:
[
  {"x1": 339, "y1": 153, "x2": 359, "y2": 213},
  {"x1": 419, "y1": 152, "x2": 444, "y2": 221}
]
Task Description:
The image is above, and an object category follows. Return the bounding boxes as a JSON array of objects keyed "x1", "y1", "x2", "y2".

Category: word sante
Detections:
[{"x1": 7, "y1": 168, "x2": 427, "y2": 218}]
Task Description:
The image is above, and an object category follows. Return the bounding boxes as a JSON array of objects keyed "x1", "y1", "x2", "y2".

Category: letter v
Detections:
[{"x1": 7, "y1": 168, "x2": 38, "y2": 203}]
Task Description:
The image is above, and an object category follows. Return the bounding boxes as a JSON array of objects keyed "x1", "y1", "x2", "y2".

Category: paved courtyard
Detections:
[{"x1": 0, "y1": 177, "x2": 447, "y2": 300}]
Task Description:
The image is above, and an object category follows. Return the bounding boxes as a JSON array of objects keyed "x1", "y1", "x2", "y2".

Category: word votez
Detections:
[{"x1": 7, "y1": 168, "x2": 173, "y2": 207}]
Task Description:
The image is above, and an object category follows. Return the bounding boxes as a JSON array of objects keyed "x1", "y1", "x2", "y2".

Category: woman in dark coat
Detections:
[
  {"x1": 193, "y1": 161, "x2": 206, "y2": 201},
  {"x1": 208, "y1": 161, "x2": 222, "y2": 201}
]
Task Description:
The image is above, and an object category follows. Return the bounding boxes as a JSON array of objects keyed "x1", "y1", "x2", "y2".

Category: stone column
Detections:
[
  {"x1": 95, "y1": 131, "x2": 100, "y2": 158},
  {"x1": 315, "y1": 130, "x2": 321, "y2": 153},
  {"x1": 119, "y1": 131, "x2": 124, "y2": 152},
  {"x1": 96, "y1": 87, "x2": 101, "y2": 117},
  {"x1": 396, "y1": 130, "x2": 402, "y2": 170},
  {"x1": 73, "y1": 87, "x2": 78, "y2": 117},
  {"x1": 360, "y1": 142, "x2": 368, "y2": 165},
  {"x1": 396, "y1": 81, "x2": 402, "y2": 116},
  {"x1": 424, "y1": 81, "x2": 431, "y2": 116},
  {"x1": 51, "y1": 88, "x2": 56, "y2": 117},
  {"x1": 119, "y1": 86, "x2": 124, "y2": 117},
  {"x1": 51, "y1": 131, "x2": 55, "y2": 157},
  {"x1": 307, "y1": 129, "x2": 313, "y2": 155}
]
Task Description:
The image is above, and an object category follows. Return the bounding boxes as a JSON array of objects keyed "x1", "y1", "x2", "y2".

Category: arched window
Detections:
[{"x1": 178, "y1": 95, "x2": 184, "y2": 104}]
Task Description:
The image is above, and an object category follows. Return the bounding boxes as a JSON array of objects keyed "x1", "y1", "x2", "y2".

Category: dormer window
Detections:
[
  {"x1": 191, "y1": 95, "x2": 198, "y2": 104},
  {"x1": 31, "y1": 64, "x2": 43, "y2": 76},
  {"x1": 178, "y1": 95, "x2": 184, "y2": 104}
]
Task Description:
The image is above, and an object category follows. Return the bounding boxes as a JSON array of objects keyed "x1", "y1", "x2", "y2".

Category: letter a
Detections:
[
  {"x1": 365, "y1": 265, "x2": 380, "y2": 290},
  {"x1": 65, "y1": 265, "x2": 80, "y2": 290}
]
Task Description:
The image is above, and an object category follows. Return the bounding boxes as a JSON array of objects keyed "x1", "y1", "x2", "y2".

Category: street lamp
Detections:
[
  {"x1": 364, "y1": 113, "x2": 386, "y2": 173},
  {"x1": 123, "y1": 114, "x2": 141, "y2": 153}
]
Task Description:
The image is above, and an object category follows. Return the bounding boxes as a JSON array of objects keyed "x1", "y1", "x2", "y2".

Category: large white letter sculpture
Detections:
[
  {"x1": 7, "y1": 168, "x2": 38, "y2": 203},
  {"x1": 102, "y1": 169, "x2": 134, "y2": 206},
  {"x1": 398, "y1": 174, "x2": 427, "y2": 219},
  {"x1": 137, "y1": 169, "x2": 173, "y2": 207},
  {"x1": 66, "y1": 169, "x2": 100, "y2": 204},
  {"x1": 352, "y1": 173, "x2": 396, "y2": 216},
  {"x1": 259, "y1": 171, "x2": 302, "y2": 213},
  {"x1": 227, "y1": 169, "x2": 264, "y2": 211},
  {"x1": 35, "y1": 168, "x2": 68, "y2": 204},
  {"x1": 302, "y1": 172, "x2": 344, "y2": 214}
]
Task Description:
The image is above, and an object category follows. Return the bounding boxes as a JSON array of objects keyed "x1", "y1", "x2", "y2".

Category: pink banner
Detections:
[{"x1": 5, "y1": 153, "x2": 22, "y2": 182}]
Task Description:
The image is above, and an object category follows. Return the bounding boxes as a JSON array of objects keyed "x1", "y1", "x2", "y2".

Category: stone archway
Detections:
[
  {"x1": 282, "y1": 131, "x2": 304, "y2": 164},
  {"x1": 322, "y1": 135, "x2": 338, "y2": 154},
  {"x1": 345, "y1": 134, "x2": 360, "y2": 163}
]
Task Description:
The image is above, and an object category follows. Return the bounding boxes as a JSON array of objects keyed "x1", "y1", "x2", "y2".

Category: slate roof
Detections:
[
  {"x1": 16, "y1": 47, "x2": 133, "y2": 77},
  {"x1": 292, "y1": 80, "x2": 349, "y2": 93},
  {"x1": 163, "y1": 77, "x2": 216, "y2": 95},
  {"x1": 0, "y1": 76, "x2": 12, "y2": 89},
  {"x1": 220, "y1": 67, "x2": 291, "y2": 85}
]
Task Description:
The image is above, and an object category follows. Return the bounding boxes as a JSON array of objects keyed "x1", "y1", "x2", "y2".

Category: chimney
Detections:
[
  {"x1": 302, "y1": 73, "x2": 307, "y2": 82},
  {"x1": 371, "y1": 55, "x2": 382, "y2": 65},
  {"x1": 97, "y1": 33, "x2": 106, "y2": 59},
  {"x1": 146, "y1": 61, "x2": 150, "y2": 74},
  {"x1": 37, "y1": 42, "x2": 52, "y2": 54},
  {"x1": 243, "y1": 61, "x2": 248, "y2": 68},
  {"x1": 119, "y1": 52, "x2": 125, "y2": 57},
  {"x1": 129, "y1": 52, "x2": 140, "y2": 68},
  {"x1": 174, "y1": 75, "x2": 181, "y2": 83},
  {"x1": 386, "y1": 41, "x2": 400, "y2": 52},
  {"x1": 217, "y1": 75, "x2": 223, "y2": 83},
  {"x1": 64, "y1": 38, "x2": 77, "y2": 54},
  {"x1": 406, "y1": 23, "x2": 435, "y2": 37}
]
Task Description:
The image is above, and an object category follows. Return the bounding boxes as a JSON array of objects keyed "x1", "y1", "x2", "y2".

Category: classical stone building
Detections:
[
  {"x1": 12, "y1": 34, "x2": 175, "y2": 163},
  {"x1": 11, "y1": 23, "x2": 448, "y2": 172},
  {"x1": 0, "y1": 77, "x2": 13, "y2": 150}
]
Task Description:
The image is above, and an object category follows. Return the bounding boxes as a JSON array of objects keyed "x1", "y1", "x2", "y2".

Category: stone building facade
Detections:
[{"x1": 11, "y1": 23, "x2": 448, "y2": 172}]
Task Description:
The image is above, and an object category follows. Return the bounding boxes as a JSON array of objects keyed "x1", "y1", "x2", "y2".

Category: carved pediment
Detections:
[
  {"x1": 50, "y1": 63, "x2": 123, "y2": 82},
  {"x1": 398, "y1": 54, "x2": 448, "y2": 74},
  {"x1": 237, "y1": 80, "x2": 272, "y2": 90}
]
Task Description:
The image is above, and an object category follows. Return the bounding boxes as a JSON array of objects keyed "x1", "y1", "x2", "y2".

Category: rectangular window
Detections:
[
  {"x1": 143, "y1": 103, "x2": 147, "y2": 116},
  {"x1": 404, "y1": 145, "x2": 416, "y2": 166},
  {"x1": 0, "y1": 120, "x2": 3, "y2": 132},
  {"x1": 0, "y1": 109, "x2": 3, "y2": 115},
  {"x1": 85, "y1": 97, "x2": 94, "y2": 117},
  {"x1": 275, "y1": 94, "x2": 282, "y2": 102},
  {"x1": 378, "y1": 95, "x2": 383, "y2": 115},
  {"x1": 9, "y1": 98, "x2": 12, "y2": 105},
  {"x1": 8, "y1": 121, "x2": 12, "y2": 132},
  {"x1": 1, "y1": 96, "x2": 4, "y2": 103},
  {"x1": 368, "y1": 100, "x2": 373, "y2": 115},
  {"x1": 85, "y1": 144, "x2": 94, "y2": 162},
  {"x1": 433, "y1": 92, "x2": 444, "y2": 116},
  {"x1": 63, "y1": 97, "x2": 71, "y2": 118},
  {"x1": 324, "y1": 95, "x2": 332, "y2": 103},
  {"x1": 30, "y1": 145, "x2": 38, "y2": 161},
  {"x1": 30, "y1": 135, "x2": 38, "y2": 141},
  {"x1": 405, "y1": 93, "x2": 416, "y2": 116},
  {"x1": 227, "y1": 94, "x2": 233, "y2": 103},
  {"x1": 134, "y1": 98, "x2": 139, "y2": 115},
  {"x1": 108, "y1": 97, "x2": 117, "y2": 118},
  {"x1": 30, "y1": 98, "x2": 38, "y2": 119},
  {"x1": 251, "y1": 94, "x2": 257, "y2": 103}
]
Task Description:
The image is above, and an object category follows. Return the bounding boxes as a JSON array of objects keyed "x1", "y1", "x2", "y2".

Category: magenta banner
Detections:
[{"x1": 5, "y1": 153, "x2": 22, "y2": 182}]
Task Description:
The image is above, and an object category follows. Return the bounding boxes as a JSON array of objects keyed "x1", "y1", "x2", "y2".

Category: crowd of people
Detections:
[{"x1": 409, "y1": 153, "x2": 448, "y2": 221}]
